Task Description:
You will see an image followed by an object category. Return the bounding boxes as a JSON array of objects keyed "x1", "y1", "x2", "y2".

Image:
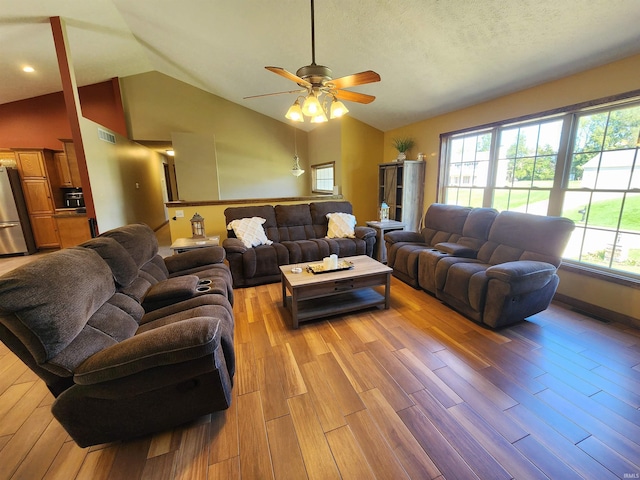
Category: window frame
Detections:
[
  {"x1": 311, "y1": 161, "x2": 335, "y2": 194},
  {"x1": 438, "y1": 90, "x2": 640, "y2": 285}
]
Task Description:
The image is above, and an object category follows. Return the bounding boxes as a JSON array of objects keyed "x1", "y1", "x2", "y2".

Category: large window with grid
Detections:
[{"x1": 440, "y1": 97, "x2": 640, "y2": 280}]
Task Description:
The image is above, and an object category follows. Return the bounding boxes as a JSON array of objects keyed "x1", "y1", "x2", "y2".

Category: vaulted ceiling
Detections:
[{"x1": 2, "y1": 0, "x2": 640, "y2": 132}]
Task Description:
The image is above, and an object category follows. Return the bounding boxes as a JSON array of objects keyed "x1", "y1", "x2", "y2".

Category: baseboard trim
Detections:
[{"x1": 553, "y1": 293, "x2": 640, "y2": 329}]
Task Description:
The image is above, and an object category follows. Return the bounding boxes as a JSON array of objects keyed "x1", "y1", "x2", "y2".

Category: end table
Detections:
[
  {"x1": 170, "y1": 236, "x2": 220, "y2": 254},
  {"x1": 366, "y1": 220, "x2": 405, "y2": 263}
]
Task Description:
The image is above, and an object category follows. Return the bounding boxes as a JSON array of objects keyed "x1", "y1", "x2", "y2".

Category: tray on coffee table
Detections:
[{"x1": 306, "y1": 260, "x2": 354, "y2": 274}]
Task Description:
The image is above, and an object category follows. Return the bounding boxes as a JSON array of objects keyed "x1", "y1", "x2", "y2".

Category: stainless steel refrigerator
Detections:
[{"x1": 0, "y1": 166, "x2": 36, "y2": 255}]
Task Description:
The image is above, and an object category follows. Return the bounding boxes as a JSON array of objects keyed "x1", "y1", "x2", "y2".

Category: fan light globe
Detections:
[
  {"x1": 330, "y1": 99, "x2": 348, "y2": 119},
  {"x1": 310, "y1": 111, "x2": 328, "y2": 123},
  {"x1": 302, "y1": 94, "x2": 322, "y2": 116},
  {"x1": 285, "y1": 100, "x2": 304, "y2": 122}
]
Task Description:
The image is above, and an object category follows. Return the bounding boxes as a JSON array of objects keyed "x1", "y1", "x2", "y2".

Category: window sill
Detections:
[{"x1": 559, "y1": 262, "x2": 640, "y2": 290}]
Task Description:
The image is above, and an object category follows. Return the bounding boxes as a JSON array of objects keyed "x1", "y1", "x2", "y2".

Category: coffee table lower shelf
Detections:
[{"x1": 283, "y1": 288, "x2": 386, "y2": 326}]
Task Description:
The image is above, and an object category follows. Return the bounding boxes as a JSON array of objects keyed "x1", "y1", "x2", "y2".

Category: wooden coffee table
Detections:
[{"x1": 280, "y1": 255, "x2": 392, "y2": 328}]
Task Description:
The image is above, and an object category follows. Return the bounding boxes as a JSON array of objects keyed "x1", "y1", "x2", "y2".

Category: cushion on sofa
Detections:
[
  {"x1": 225, "y1": 205, "x2": 279, "y2": 242},
  {"x1": 100, "y1": 223, "x2": 159, "y2": 268},
  {"x1": 275, "y1": 204, "x2": 316, "y2": 241},
  {"x1": 227, "y1": 217, "x2": 273, "y2": 248},
  {"x1": 326, "y1": 212, "x2": 356, "y2": 239},
  {"x1": 80, "y1": 237, "x2": 139, "y2": 287}
]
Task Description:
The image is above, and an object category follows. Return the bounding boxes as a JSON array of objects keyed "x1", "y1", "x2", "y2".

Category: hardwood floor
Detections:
[{"x1": 1, "y1": 254, "x2": 640, "y2": 478}]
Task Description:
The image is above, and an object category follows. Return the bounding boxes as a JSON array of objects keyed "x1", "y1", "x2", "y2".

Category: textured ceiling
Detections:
[{"x1": 1, "y1": 0, "x2": 640, "y2": 132}]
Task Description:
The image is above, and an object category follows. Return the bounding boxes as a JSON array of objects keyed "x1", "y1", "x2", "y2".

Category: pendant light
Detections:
[{"x1": 291, "y1": 128, "x2": 305, "y2": 177}]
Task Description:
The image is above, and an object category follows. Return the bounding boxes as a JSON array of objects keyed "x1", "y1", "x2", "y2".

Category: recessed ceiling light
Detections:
[{"x1": 22, "y1": 66, "x2": 35, "y2": 73}]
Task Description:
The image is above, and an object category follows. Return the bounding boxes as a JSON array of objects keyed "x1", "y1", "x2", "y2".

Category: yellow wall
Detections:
[
  {"x1": 340, "y1": 117, "x2": 384, "y2": 223},
  {"x1": 384, "y1": 53, "x2": 640, "y2": 321}
]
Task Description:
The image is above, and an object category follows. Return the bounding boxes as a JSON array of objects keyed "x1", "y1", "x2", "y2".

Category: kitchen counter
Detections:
[{"x1": 53, "y1": 208, "x2": 87, "y2": 217}]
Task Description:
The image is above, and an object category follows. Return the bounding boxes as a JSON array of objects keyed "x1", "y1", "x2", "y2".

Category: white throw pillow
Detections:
[
  {"x1": 326, "y1": 212, "x2": 356, "y2": 239},
  {"x1": 227, "y1": 217, "x2": 273, "y2": 248}
]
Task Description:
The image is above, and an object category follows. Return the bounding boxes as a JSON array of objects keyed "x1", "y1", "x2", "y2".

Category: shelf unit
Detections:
[{"x1": 378, "y1": 160, "x2": 425, "y2": 232}]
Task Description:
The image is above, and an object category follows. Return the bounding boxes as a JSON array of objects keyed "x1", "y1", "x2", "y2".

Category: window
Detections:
[
  {"x1": 440, "y1": 97, "x2": 640, "y2": 279},
  {"x1": 312, "y1": 162, "x2": 335, "y2": 193}
]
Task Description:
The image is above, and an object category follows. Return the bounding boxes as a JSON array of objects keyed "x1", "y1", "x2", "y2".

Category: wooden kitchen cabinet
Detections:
[
  {"x1": 54, "y1": 151, "x2": 73, "y2": 187},
  {"x1": 30, "y1": 215, "x2": 60, "y2": 249},
  {"x1": 54, "y1": 214, "x2": 92, "y2": 248},
  {"x1": 21, "y1": 178, "x2": 55, "y2": 214},
  {"x1": 13, "y1": 149, "x2": 60, "y2": 248},
  {"x1": 16, "y1": 150, "x2": 47, "y2": 177},
  {"x1": 61, "y1": 141, "x2": 82, "y2": 187}
]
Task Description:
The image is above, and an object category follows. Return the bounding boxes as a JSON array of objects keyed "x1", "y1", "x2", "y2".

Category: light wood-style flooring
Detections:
[{"x1": 1, "y1": 248, "x2": 640, "y2": 479}]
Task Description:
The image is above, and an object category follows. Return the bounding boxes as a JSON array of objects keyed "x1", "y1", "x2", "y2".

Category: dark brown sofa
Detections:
[
  {"x1": 223, "y1": 201, "x2": 376, "y2": 287},
  {"x1": 0, "y1": 224, "x2": 235, "y2": 447},
  {"x1": 386, "y1": 204, "x2": 575, "y2": 328}
]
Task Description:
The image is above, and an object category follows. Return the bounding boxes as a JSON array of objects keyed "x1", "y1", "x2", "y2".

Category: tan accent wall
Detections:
[
  {"x1": 79, "y1": 118, "x2": 167, "y2": 233},
  {"x1": 120, "y1": 71, "x2": 310, "y2": 200},
  {"x1": 383, "y1": 53, "x2": 640, "y2": 321}
]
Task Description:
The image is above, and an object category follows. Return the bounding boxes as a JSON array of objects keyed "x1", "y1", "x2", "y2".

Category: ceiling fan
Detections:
[{"x1": 244, "y1": 0, "x2": 381, "y2": 123}]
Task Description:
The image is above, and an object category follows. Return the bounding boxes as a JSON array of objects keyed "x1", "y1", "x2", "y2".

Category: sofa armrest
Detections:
[
  {"x1": 486, "y1": 260, "x2": 557, "y2": 295},
  {"x1": 354, "y1": 226, "x2": 376, "y2": 240},
  {"x1": 384, "y1": 230, "x2": 424, "y2": 244},
  {"x1": 434, "y1": 242, "x2": 478, "y2": 258},
  {"x1": 143, "y1": 275, "x2": 199, "y2": 307},
  {"x1": 74, "y1": 317, "x2": 222, "y2": 385},
  {"x1": 164, "y1": 247, "x2": 225, "y2": 274},
  {"x1": 222, "y1": 237, "x2": 248, "y2": 254}
]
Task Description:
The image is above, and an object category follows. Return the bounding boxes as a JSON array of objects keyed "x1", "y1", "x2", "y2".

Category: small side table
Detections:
[
  {"x1": 170, "y1": 236, "x2": 220, "y2": 254},
  {"x1": 366, "y1": 220, "x2": 405, "y2": 264}
]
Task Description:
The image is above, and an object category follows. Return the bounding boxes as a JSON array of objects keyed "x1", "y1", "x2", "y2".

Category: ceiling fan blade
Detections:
[
  {"x1": 328, "y1": 70, "x2": 381, "y2": 90},
  {"x1": 334, "y1": 90, "x2": 376, "y2": 104},
  {"x1": 265, "y1": 66, "x2": 312, "y2": 87},
  {"x1": 244, "y1": 89, "x2": 304, "y2": 100}
]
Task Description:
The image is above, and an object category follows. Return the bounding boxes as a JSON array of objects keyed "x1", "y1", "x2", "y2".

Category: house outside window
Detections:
[
  {"x1": 312, "y1": 162, "x2": 335, "y2": 193},
  {"x1": 440, "y1": 98, "x2": 640, "y2": 280}
]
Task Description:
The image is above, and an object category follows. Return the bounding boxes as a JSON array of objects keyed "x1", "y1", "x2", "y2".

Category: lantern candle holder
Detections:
[
  {"x1": 380, "y1": 202, "x2": 390, "y2": 222},
  {"x1": 190, "y1": 213, "x2": 206, "y2": 239}
]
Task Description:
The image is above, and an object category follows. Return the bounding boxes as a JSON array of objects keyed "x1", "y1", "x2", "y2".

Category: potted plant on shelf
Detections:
[{"x1": 392, "y1": 137, "x2": 415, "y2": 161}]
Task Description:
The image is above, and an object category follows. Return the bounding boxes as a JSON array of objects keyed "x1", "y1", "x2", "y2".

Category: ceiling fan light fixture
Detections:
[
  {"x1": 329, "y1": 98, "x2": 348, "y2": 119},
  {"x1": 285, "y1": 99, "x2": 304, "y2": 122}
]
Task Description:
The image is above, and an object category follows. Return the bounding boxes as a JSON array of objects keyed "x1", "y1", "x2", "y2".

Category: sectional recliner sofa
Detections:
[
  {"x1": 0, "y1": 223, "x2": 235, "y2": 447},
  {"x1": 385, "y1": 204, "x2": 575, "y2": 328}
]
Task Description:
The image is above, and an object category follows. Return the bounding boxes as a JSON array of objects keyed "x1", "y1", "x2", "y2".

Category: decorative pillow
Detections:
[
  {"x1": 326, "y1": 212, "x2": 356, "y2": 239},
  {"x1": 227, "y1": 217, "x2": 273, "y2": 248}
]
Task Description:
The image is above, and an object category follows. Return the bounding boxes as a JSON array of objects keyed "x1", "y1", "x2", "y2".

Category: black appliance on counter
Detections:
[{"x1": 63, "y1": 188, "x2": 85, "y2": 208}]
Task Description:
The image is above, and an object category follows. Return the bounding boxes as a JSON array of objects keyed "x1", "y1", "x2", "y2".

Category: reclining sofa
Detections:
[
  {"x1": 223, "y1": 201, "x2": 376, "y2": 287},
  {"x1": 0, "y1": 223, "x2": 235, "y2": 447},
  {"x1": 386, "y1": 204, "x2": 575, "y2": 328}
]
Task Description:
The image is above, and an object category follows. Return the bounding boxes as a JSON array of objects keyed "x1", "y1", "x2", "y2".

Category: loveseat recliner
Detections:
[
  {"x1": 223, "y1": 201, "x2": 376, "y2": 287},
  {"x1": 0, "y1": 223, "x2": 235, "y2": 447},
  {"x1": 386, "y1": 204, "x2": 574, "y2": 328}
]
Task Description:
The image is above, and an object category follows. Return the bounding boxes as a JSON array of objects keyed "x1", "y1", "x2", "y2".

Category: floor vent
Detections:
[{"x1": 97, "y1": 128, "x2": 116, "y2": 144}]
